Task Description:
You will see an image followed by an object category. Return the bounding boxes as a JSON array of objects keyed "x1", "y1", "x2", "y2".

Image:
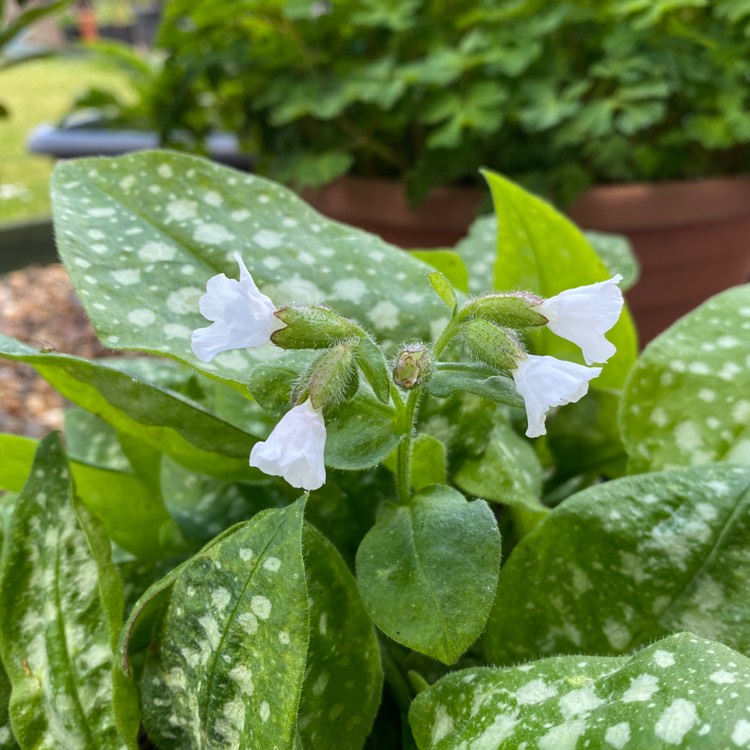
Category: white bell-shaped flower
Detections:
[
  {"x1": 537, "y1": 274, "x2": 624, "y2": 364},
  {"x1": 512, "y1": 354, "x2": 602, "y2": 438},
  {"x1": 191, "y1": 252, "x2": 284, "y2": 362},
  {"x1": 249, "y1": 398, "x2": 327, "y2": 490}
]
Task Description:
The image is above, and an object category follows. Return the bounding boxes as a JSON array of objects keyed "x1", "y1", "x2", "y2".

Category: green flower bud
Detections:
[
  {"x1": 458, "y1": 292, "x2": 548, "y2": 329},
  {"x1": 295, "y1": 342, "x2": 359, "y2": 410},
  {"x1": 393, "y1": 343, "x2": 433, "y2": 390},
  {"x1": 271, "y1": 305, "x2": 365, "y2": 349},
  {"x1": 461, "y1": 318, "x2": 525, "y2": 372}
]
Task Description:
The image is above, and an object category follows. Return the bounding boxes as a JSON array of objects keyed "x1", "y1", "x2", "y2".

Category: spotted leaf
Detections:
[
  {"x1": 410, "y1": 632, "x2": 750, "y2": 749},
  {"x1": 0, "y1": 334, "x2": 259, "y2": 480},
  {"x1": 483, "y1": 465, "x2": 750, "y2": 665},
  {"x1": 141, "y1": 498, "x2": 308, "y2": 749},
  {"x1": 356, "y1": 485, "x2": 501, "y2": 664},
  {"x1": 298, "y1": 525, "x2": 382, "y2": 749},
  {"x1": 621, "y1": 285, "x2": 750, "y2": 473},
  {"x1": 0, "y1": 433, "x2": 138, "y2": 749},
  {"x1": 50, "y1": 151, "x2": 447, "y2": 390}
]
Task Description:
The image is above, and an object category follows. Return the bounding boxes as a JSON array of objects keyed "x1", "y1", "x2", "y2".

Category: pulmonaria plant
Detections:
[{"x1": 192, "y1": 255, "x2": 624, "y2": 487}]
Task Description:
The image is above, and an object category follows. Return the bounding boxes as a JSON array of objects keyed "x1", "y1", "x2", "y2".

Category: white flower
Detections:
[
  {"x1": 537, "y1": 275, "x2": 624, "y2": 364},
  {"x1": 512, "y1": 354, "x2": 602, "y2": 438},
  {"x1": 191, "y1": 252, "x2": 284, "y2": 362},
  {"x1": 249, "y1": 399, "x2": 326, "y2": 490}
]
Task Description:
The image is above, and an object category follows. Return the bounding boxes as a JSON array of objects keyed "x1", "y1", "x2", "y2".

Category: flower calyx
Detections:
[
  {"x1": 458, "y1": 292, "x2": 548, "y2": 330},
  {"x1": 271, "y1": 304, "x2": 365, "y2": 349},
  {"x1": 295, "y1": 341, "x2": 359, "y2": 410},
  {"x1": 392, "y1": 343, "x2": 434, "y2": 390},
  {"x1": 461, "y1": 318, "x2": 526, "y2": 372}
]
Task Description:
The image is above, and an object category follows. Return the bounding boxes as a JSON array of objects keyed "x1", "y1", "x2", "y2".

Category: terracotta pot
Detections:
[
  {"x1": 303, "y1": 176, "x2": 483, "y2": 249},
  {"x1": 569, "y1": 177, "x2": 750, "y2": 344}
]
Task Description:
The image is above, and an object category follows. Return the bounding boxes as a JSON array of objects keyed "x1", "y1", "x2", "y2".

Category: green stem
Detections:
[
  {"x1": 381, "y1": 642, "x2": 412, "y2": 714},
  {"x1": 396, "y1": 387, "x2": 421, "y2": 503},
  {"x1": 432, "y1": 316, "x2": 460, "y2": 358}
]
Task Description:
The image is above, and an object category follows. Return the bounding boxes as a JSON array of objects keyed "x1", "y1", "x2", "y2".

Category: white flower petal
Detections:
[
  {"x1": 190, "y1": 255, "x2": 283, "y2": 362},
  {"x1": 249, "y1": 399, "x2": 326, "y2": 490},
  {"x1": 512, "y1": 354, "x2": 602, "y2": 438},
  {"x1": 538, "y1": 274, "x2": 624, "y2": 364}
]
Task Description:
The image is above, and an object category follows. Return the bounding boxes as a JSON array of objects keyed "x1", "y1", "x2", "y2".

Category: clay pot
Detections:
[
  {"x1": 569, "y1": 177, "x2": 750, "y2": 344},
  {"x1": 303, "y1": 176, "x2": 484, "y2": 249}
]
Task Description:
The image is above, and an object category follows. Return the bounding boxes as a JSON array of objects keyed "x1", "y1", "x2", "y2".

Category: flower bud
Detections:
[
  {"x1": 461, "y1": 318, "x2": 525, "y2": 372},
  {"x1": 393, "y1": 343, "x2": 433, "y2": 390},
  {"x1": 271, "y1": 305, "x2": 364, "y2": 349},
  {"x1": 458, "y1": 292, "x2": 548, "y2": 329},
  {"x1": 296, "y1": 342, "x2": 359, "y2": 410}
]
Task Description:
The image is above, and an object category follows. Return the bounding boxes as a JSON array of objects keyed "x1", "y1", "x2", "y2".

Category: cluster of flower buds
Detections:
[
  {"x1": 191, "y1": 252, "x2": 624, "y2": 490},
  {"x1": 453, "y1": 275, "x2": 624, "y2": 436}
]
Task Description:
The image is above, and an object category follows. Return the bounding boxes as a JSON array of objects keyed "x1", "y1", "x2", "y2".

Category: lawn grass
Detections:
[{"x1": 0, "y1": 57, "x2": 131, "y2": 225}]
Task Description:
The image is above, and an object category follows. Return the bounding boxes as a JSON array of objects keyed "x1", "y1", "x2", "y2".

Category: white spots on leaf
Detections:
[
  {"x1": 621, "y1": 674, "x2": 659, "y2": 703},
  {"x1": 198, "y1": 615, "x2": 221, "y2": 650},
  {"x1": 718, "y1": 335, "x2": 741, "y2": 349},
  {"x1": 718, "y1": 362, "x2": 742, "y2": 381},
  {"x1": 278, "y1": 630, "x2": 290, "y2": 645},
  {"x1": 167, "y1": 287, "x2": 202, "y2": 315},
  {"x1": 231, "y1": 209, "x2": 251, "y2": 222},
  {"x1": 228, "y1": 664, "x2": 254, "y2": 696},
  {"x1": 74, "y1": 258, "x2": 91, "y2": 269},
  {"x1": 732, "y1": 719, "x2": 750, "y2": 746},
  {"x1": 239, "y1": 548, "x2": 254, "y2": 562},
  {"x1": 139, "y1": 241, "x2": 176, "y2": 262},
  {"x1": 732, "y1": 400, "x2": 750, "y2": 423},
  {"x1": 651, "y1": 407, "x2": 668, "y2": 427},
  {"x1": 157, "y1": 164, "x2": 173, "y2": 179},
  {"x1": 204, "y1": 190, "x2": 222, "y2": 206},
  {"x1": 91, "y1": 243, "x2": 108, "y2": 255},
  {"x1": 262, "y1": 556, "x2": 281, "y2": 572},
  {"x1": 263, "y1": 256, "x2": 282, "y2": 270},
  {"x1": 237, "y1": 612, "x2": 258, "y2": 635},
  {"x1": 709, "y1": 669, "x2": 736, "y2": 684},
  {"x1": 655, "y1": 699, "x2": 698, "y2": 744},
  {"x1": 164, "y1": 323, "x2": 191, "y2": 339},
  {"x1": 696, "y1": 502, "x2": 718, "y2": 521},
  {"x1": 166, "y1": 199, "x2": 198, "y2": 222},
  {"x1": 368, "y1": 300, "x2": 400, "y2": 330},
  {"x1": 87, "y1": 207, "x2": 115, "y2": 218},
  {"x1": 318, "y1": 613, "x2": 327, "y2": 635},
  {"x1": 515, "y1": 678, "x2": 558, "y2": 705},
  {"x1": 250, "y1": 595, "x2": 271, "y2": 620},
  {"x1": 605, "y1": 722, "x2": 631, "y2": 749},
  {"x1": 603, "y1": 619, "x2": 631, "y2": 651},
  {"x1": 259, "y1": 701, "x2": 270, "y2": 722},
  {"x1": 211, "y1": 587, "x2": 231, "y2": 611},
  {"x1": 88, "y1": 229, "x2": 105, "y2": 240},
  {"x1": 333, "y1": 278, "x2": 367, "y2": 302},
  {"x1": 312, "y1": 672, "x2": 329, "y2": 696},
  {"x1": 119, "y1": 175, "x2": 136, "y2": 190},
  {"x1": 698, "y1": 388, "x2": 716, "y2": 403},
  {"x1": 298, "y1": 251, "x2": 316, "y2": 265},
  {"x1": 653, "y1": 650, "x2": 676, "y2": 668},
  {"x1": 128, "y1": 309, "x2": 156, "y2": 327},
  {"x1": 558, "y1": 684, "x2": 604, "y2": 719},
  {"x1": 538, "y1": 719, "x2": 586, "y2": 750},
  {"x1": 252, "y1": 229, "x2": 283, "y2": 250},
  {"x1": 470, "y1": 711, "x2": 519, "y2": 749},
  {"x1": 268, "y1": 276, "x2": 323, "y2": 304},
  {"x1": 194, "y1": 223, "x2": 236, "y2": 245},
  {"x1": 111, "y1": 269, "x2": 141, "y2": 286}
]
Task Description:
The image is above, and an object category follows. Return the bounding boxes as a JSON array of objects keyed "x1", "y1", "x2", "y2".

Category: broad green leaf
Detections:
[
  {"x1": 0, "y1": 433, "x2": 183, "y2": 559},
  {"x1": 64, "y1": 408, "x2": 132, "y2": 472},
  {"x1": 298, "y1": 526, "x2": 382, "y2": 749},
  {"x1": 0, "y1": 433, "x2": 138, "y2": 749},
  {"x1": 141, "y1": 499, "x2": 308, "y2": 749},
  {"x1": 427, "y1": 363, "x2": 523, "y2": 409},
  {"x1": 411, "y1": 632, "x2": 750, "y2": 750},
  {"x1": 483, "y1": 465, "x2": 750, "y2": 665},
  {"x1": 356, "y1": 485, "x2": 501, "y2": 664},
  {"x1": 483, "y1": 169, "x2": 637, "y2": 389},
  {"x1": 51, "y1": 151, "x2": 447, "y2": 389},
  {"x1": 0, "y1": 334, "x2": 258, "y2": 479},
  {"x1": 453, "y1": 421, "x2": 546, "y2": 512},
  {"x1": 621, "y1": 285, "x2": 750, "y2": 473},
  {"x1": 584, "y1": 230, "x2": 639, "y2": 291},
  {"x1": 425, "y1": 271, "x2": 458, "y2": 311},
  {"x1": 410, "y1": 251, "x2": 469, "y2": 294}
]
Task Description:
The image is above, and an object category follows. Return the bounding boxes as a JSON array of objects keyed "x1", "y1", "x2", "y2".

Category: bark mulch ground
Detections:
[{"x1": 0, "y1": 263, "x2": 115, "y2": 437}]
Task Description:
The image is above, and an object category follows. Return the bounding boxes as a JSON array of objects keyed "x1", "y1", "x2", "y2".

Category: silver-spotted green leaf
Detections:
[
  {"x1": 64, "y1": 408, "x2": 132, "y2": 472},
  {"x1": 483, "y1": 169, "x2": 637, "y2": 389},
  {"x1": 453, "y1": 421, "x2": 546, "y2": 512},
  {"x1": 427, "y1": 363, "x2": 523, "y2": 409},
  {"x1": 0, "y1": 433, "x2": 138, "y2": 749},
  {"x1": 355, "y1": 485, "x2": 501, "y2": 664},
  {"x1": 0, "y1": 661, "x2": 18, "y2": 749},
  {"x1": 483, "y1": 465, "x2": 750, "y2": 665},
  {"x1": 0, "y1": 433, "x2": 184, "y2": 559},
  {"x1": 141, "y1": 498, "x2": 308, "y2": 749},
  {"x1": 0, "y1": 334, "x2": 259, "y2": 480},
  {"x1": 51, "y1": 151, "x2": 447, "y2": 389},
  {"x1": 298, "y1": 525, "x2": 382, "y2": 749},
  {"x1": 584, "y1": 230, "x2": 639, "y2": 291},
  {"x1": 410, "y1": 632, "x2": 750, "y2": 749},
  {"x1": 621, "y1": 285, "x2": 750, "y2": 473}
]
